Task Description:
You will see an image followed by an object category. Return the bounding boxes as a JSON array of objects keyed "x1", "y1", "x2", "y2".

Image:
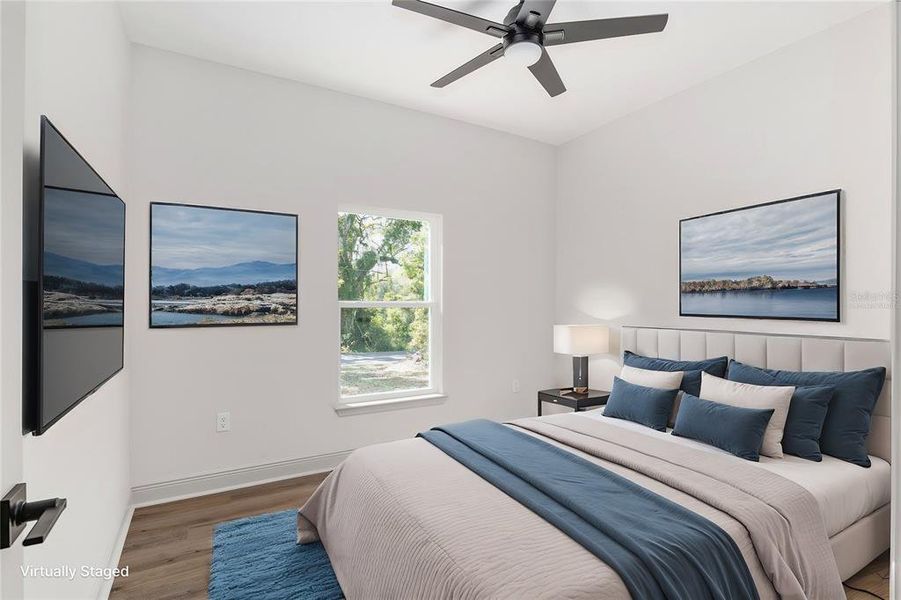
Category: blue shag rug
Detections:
[{"x1": 209, "y1": 510, "x2": 343, "y2": 600}]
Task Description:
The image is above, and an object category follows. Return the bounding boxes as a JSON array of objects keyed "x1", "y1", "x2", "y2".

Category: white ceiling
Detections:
[{"x1": 119, "y1": 1, "x2": 880, "y2": 145}]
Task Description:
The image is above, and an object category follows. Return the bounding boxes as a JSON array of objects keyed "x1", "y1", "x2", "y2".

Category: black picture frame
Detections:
[
  {"x1": 678, "y1": 189, "x2": 841, "y2": 322},
  {"x1": 149, "y1": 201, "x2": 299, "y2": 329}
]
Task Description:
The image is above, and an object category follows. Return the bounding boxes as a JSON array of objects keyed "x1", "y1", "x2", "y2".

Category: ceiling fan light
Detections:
[{"x1": 505, "y1": 40, "x2": 542, "y2": 67}]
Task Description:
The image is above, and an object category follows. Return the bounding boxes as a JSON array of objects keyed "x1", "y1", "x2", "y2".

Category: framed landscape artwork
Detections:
[
  {"x1": 150, "y1": 203, "x2": 298, "y2": 328},
  {"x1": 679, "y1": 190, "x2": 840, "y2": 322}
]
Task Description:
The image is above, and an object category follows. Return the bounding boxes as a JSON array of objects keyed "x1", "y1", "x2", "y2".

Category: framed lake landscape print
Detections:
[
  {"x1": 679, "y1": 190, "x2": 840, "y2": 321},
  {"x1": 150, "y1": 202, "x2": 298, "y2": 328}
]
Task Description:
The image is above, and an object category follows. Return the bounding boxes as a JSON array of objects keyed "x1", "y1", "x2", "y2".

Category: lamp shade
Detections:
[{"x1": 553, "y1": 324, "x2": 609, "y2": 356}]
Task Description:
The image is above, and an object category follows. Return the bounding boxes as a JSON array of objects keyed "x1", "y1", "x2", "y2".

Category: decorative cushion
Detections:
[
  {"x1": 623, "y1": 351, "x2": 728, "y2": 396},
  {"x1": 781, "y1": 385, "x2": 833, "y2": 461},
  {"x1": 623, "y1": 352, "x2": 729, "y2": 427},
  {"x1": 604, "y1": 377, "x2": 680, "y2": 431},
  {"x1": 727, "y1": 360, "x2": 886, "y2": 467},
  {"x1": 619, "y1": 365, "x2": 683, "y2": 391},
  {"x1": 699, "y1": 372, "x2": 793, "y2": 458},
  {"x1": 727, "y1": 363, "x2": 832, "y2": 461},
  {"x1": 672, "y1": 394, "x2": 774, "y2": 461}
]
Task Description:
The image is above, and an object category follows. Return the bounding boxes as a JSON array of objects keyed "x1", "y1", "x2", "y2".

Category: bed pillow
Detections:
[
  {"x1": 619, "y1": 365, "x2": 683, "y2": 391},
  {"x1": 727, "y1": 363, "x2": 833, "y2": 461},
  {"x1": 623, "y1": 352, "x2": 729, "y2": 427},
  {"x1": 780, "y1": 385, "x2": 833, "y2": 461},
  {"x1": 604, "y1": 377, "x2": 679, "y2": 431},
  {"x1": 623, "y1": 351, "x2": 728, "y2": 396},
  {"x1": 727, "y1": 360, "x2": 886, "y2": 467},
  {"x1": 699, "y1": 372, "x2": 793, "y2": 458},
  {"x1": 672, "y1": 394, "x2": 774, "y2": 461}
]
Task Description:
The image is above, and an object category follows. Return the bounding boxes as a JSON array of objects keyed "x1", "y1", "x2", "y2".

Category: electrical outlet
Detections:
[
  {"x1": 512, "y1": 379, "x2": 521, "y2": 393},
  {"x1": 216, "y1": 411, "x2": 230, "y2": 433}
]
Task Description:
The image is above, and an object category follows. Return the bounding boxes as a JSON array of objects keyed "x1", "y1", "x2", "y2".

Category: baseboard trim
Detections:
[
  {"x1": 130, "y1": 450, "x2": 352, "y2": 508},
  {"x1": 98, "y1": 505, "x2": 134, "y2": 600}
]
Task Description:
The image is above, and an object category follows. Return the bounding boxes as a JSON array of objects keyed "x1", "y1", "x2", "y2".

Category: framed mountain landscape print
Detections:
[
  {"x1": 679, "y1": 190, "x2": 840, "y2": 321},
  {"x1": 150, "y1": 203, "x2": 298, "y2": 328}
]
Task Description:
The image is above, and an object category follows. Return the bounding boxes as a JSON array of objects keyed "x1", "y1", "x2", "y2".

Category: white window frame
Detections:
[{"x1": 335, "y1": 206, "x2": 444, "y2": 414}]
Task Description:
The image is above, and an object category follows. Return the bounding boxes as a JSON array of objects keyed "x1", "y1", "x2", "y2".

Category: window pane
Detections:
[
  {"x1": 338, "y1": 213, "x2": 428, "y2": 301},
  {"x1": 340, "y1": 307, "x2": 429, "y2": 396}
]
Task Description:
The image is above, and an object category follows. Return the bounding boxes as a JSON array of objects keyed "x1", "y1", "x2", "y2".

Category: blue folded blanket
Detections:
[{"x1": 419, "y1": 419, "x2": 757, "y2": 600}]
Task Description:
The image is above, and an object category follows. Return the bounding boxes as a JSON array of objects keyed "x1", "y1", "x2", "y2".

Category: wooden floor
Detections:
[
  {"x1": 111, "y1": 472, "x2": 890, "y2": 599},
  {"x1": 111, "y1": 473, "x2": 328, "y2": 600},
  {"x1": 845, "y1": 550, "x2": 891, "y2": 600}
]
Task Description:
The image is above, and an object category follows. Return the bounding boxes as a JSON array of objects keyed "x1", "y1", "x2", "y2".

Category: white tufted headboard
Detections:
[{"x1": 621, "y1": 327, "x2": 892, "y2": 463}]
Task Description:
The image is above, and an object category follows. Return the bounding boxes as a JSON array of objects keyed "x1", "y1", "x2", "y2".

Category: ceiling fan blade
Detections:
[
  {"x1": 543, "y1": 14, "x2": 668, "y2": 47},
  {"x1": 393, "y1": 0, "x2": 510, "y2": 38},
  {"x1": 507, "y1": 0, "x2": 557, "y2": 30},
  {"x1": 528, "y1": 47, "x2": 565, "y2": 97},
  {"x1": 432, "y1": 43, "x2": 505, "y2": 88}
]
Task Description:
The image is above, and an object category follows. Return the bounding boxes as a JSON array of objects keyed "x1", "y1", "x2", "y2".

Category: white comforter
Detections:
[
  {"x1": 300, "y1": 413, "x2": 849, "y2": 599},
  {"x1": 579, "y1": 408, "x2": 891, "y2": 537}
]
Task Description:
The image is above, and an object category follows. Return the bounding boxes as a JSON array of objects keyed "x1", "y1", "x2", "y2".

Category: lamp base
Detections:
[{"x1": 572, "y1": 356, "x2": 589, "y2": 393}]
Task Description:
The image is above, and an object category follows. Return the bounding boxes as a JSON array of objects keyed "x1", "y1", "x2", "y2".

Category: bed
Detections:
[{"x1": 298, "y1": 327, "x2": 892, "y2": 599}]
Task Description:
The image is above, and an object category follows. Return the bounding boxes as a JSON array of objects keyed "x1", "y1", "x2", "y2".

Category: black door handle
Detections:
[
  {"x1": 21, "y1": 497, "x2": 67, "y2": 546},
  {"x1": 1, "y1": 484, "x2": 67, "y2": 549}
]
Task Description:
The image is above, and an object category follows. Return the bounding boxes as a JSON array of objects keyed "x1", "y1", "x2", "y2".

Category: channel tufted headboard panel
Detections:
[{"x1": 622, "y1": 327, "x2": 892, "y2": 464}]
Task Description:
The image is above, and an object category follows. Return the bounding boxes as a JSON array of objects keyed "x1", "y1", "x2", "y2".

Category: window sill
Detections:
[{"x1": 334, "y1": 393, "x2": 447, "y2": 416}]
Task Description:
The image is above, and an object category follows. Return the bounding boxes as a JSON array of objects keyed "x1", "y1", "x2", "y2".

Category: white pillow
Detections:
[
  {"x1": 620, "y1": 365, "x2": 683, "y2": 390},
  {"x1": 699, "y1": 372, "x2": 794, "y2": 458}
]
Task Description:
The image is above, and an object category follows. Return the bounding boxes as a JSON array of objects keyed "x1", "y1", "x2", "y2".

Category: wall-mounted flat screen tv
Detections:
[
  {"x1": 679, "y1": 190, "x2": 839, "y2": 322},
  {"x1": 23, "y1": 116, "x2": 125, "y2": 435}
]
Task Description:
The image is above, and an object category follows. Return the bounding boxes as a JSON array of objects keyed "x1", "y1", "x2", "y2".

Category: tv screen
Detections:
[{"x1": 24, "y1": 117, "x2": 125, "y2": 435}]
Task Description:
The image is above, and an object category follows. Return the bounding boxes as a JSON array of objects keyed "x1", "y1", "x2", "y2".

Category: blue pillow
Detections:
[
  {"x1": 672, "y1": 393, "x2": 774, "y2": 461},
  {"x1": 727, "y1": 365, "x2": 832, "y2": 461},
  {"x1": 604, "y1": 377, "x2": 679, "y2": 431},
  {"x1": 623, "y1": 351, "x2": 728, "y2": 396},
  {"x1": 678, "y1": 370, "x2": 703, "y2": 397},
  {"x1": 782, "y1": 386, "x2": 833, "y2": 461},
  {"x1": 727, "y1": 360, "x2": 885, "y2": 467}
]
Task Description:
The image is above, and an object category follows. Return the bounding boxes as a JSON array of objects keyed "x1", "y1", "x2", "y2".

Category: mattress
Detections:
[
  {"x1": 300, "y1": 413, "x2": 849, "y2": 599},
  {"x1": 578, "y1": 408, "x2": 890, "y2": 537}
]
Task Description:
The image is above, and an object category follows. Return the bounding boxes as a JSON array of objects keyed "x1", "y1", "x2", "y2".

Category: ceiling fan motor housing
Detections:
[{"x1": 503, "y1": 27, "x2": 543, "y2": 52}]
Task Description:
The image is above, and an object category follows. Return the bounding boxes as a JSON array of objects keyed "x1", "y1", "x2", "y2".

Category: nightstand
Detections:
[{"x1": 537, "y1": 388, "x2": 610, "y2": 416}]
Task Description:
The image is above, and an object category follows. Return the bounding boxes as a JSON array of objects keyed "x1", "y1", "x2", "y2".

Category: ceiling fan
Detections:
[{"x1": 392, "y1": 0, "x2": 668, "y2": 97}]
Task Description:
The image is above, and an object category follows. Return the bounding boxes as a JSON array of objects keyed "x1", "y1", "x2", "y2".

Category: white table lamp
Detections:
[{"x1": 553, "y1": 325, "x2": 609, "y2": 393}]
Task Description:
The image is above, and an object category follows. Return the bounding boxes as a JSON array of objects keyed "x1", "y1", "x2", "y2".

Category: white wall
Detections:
[
  {"x1": 19, "y1": 3, "x2": 132, "y2": 599},
  {"x1": 892, "y1": 5, "x2": 899, "y2": 597},
  {"x1": 126, "y1": 46, "x2": 556, "y2": 490},
  {"x1": 555, "y1": 7, "x2": 895, "y2": 388},
  {"x1": 0, "y1": 2, "x2": 27, "y2": 598}
]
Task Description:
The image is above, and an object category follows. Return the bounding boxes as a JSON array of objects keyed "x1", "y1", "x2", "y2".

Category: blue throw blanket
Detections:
[{"x1": 418, "y1": 419, "x2": 758, "y2": 600}]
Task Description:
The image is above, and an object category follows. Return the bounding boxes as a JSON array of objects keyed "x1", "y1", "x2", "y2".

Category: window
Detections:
[{"x1": 337, "y1": 209, "x2": 442, "y2": 406}]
